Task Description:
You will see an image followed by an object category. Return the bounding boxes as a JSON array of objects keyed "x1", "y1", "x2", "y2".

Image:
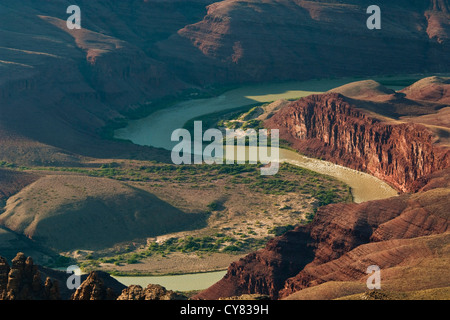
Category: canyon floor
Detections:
[{"x1": 0, "y1": 157, "x2": 352, "y2": 275}]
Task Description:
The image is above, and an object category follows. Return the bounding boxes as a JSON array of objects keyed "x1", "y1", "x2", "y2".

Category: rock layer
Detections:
[
  {"x1": 158, "y1": 0, "x2": 450, "y2": 85},
  {"x1": 266, "y1": 93, "x2": 450, "y2": 192},
  {"x1": 1, "y1": 1, "x2": 450, "y2": 165},
  {"x1": 194, "y1": 179, "x2": 450, "y2": 300}
]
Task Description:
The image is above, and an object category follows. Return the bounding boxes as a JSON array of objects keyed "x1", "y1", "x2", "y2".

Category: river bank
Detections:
[
  {"x1": 115, "y1": 78, "x2": 399, "y2": 203},
  {"x1": 109, "y1": 76, "x2": 411, "y2": 290}
]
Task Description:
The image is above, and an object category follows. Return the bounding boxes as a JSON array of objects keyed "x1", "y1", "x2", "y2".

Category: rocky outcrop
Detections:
[
  {"x1": 71, "y1": 271, "x2": 121, "y2": 300},
  {"x1": 0, "y1": 253, "x2": 60, "y2": 300},
  {"x1": 117, "y1": 284, "x2": 187, "y2": 300},
  {"x1": 0, "y1": 253, "x2": 130, "y2": 300},
  {"x1": 266, "y1": 93, "x2": 450, "y2": 192},
  {"x1": 0, "y1": 253, "x2": 184, "y2": 300},
  {"x1": 194, "y1": 229, "x2": 315, "y2": 299}
]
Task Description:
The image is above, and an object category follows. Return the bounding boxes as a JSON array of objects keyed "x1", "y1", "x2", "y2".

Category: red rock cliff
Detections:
[{"x1": 266, "y1": 93, "x2": 450, "y2": 192}]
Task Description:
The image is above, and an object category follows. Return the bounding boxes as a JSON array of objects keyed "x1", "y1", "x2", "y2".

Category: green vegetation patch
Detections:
[
  {"x1": 268, "y1": 225, "x2": 296, "y2": 236},
  {"x1": 79, "y1": 234, "x2": 270, "y2": 270}
]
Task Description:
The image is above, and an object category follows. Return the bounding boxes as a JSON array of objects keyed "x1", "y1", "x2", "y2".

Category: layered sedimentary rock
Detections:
[
  {"x1": 1, "y1": 1, "x2": 450, "y2": 165},
  {"x1": 266, "y1": 93, "x2": 450, "y2": 192},
  {"x1": 0, "y1": 0, "x2": 207, "y2": 163},
  {"x1": 158, "y1": 0, "x2": 450, "y2": 85},
  {"x1": 195, "y1": 177, "x2": 450, "y2": 300}
]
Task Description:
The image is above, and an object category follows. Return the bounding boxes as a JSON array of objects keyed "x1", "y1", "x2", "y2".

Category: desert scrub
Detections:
[
  {"x1": 0, "y1": 161, "x2": 30, "y2": 170},
  {"x1": 7, "y1": 160, "x2": 351, "y2": 210},
  {"x1": 183, "y1": 104, "x2": 259, "y2": 133},
  {"x1": 207, "y1": 201, "x2": 223, "y2": 211},
  {"x1": 268, "y1": 225, "x2": 296, "y2": 236},
  {"x1": 241, "y1": 119, "x2": 264, "y2": 130},
  {"x1": 90, "y1": 233, "x2": 271, "y2": 267}
]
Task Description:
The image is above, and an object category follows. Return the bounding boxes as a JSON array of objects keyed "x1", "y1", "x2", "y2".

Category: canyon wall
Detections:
[
  {"x1": 195, "y1": 174, "x2": 450, "y2": 300},
  {"x1": 266, "y1": 93, "x2": 450, "y2": 192},
  {"x1": 157, "y1": 0, "x2": 450, "y2": 85},
  {"x1": 1, "y1": 1, "x2": 450, "y2": 164},
  {"x1": 0, "y1": 0, "x2": 207, "y2": 163}
]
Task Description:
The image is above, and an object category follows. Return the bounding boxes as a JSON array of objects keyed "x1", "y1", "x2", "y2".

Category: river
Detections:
[
  {"x1": 113, "y1": 78, "x2": 400, "y2": 291},
  {"x1": 115, "y1": 78, "x2": 398, "y2": 203},
  {"x1": 114, "y1": 271, "x2": 227, "y2": 292}
]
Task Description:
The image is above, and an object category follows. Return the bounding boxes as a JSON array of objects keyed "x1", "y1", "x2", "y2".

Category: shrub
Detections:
[
  {"x1": 268, "y1": 225, "x2": 296, "y2": 236},
  {"x1": 223, "y1": 245, "x2": 241, "y2": 253},
  {"x1": 207, "y1": 201, "x2": 220, "y2": 211}
]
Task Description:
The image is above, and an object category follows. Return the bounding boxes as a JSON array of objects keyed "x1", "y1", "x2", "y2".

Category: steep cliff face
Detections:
[
  {"x1": 2, "y1": 0, "x2": 450, "y2": 165},
  {"x1": 266, "y1": 93, "x2": 450, "y2": 192},
  {"x1": 195, "y1": 228, "x2": 315, "y2": 299}
]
